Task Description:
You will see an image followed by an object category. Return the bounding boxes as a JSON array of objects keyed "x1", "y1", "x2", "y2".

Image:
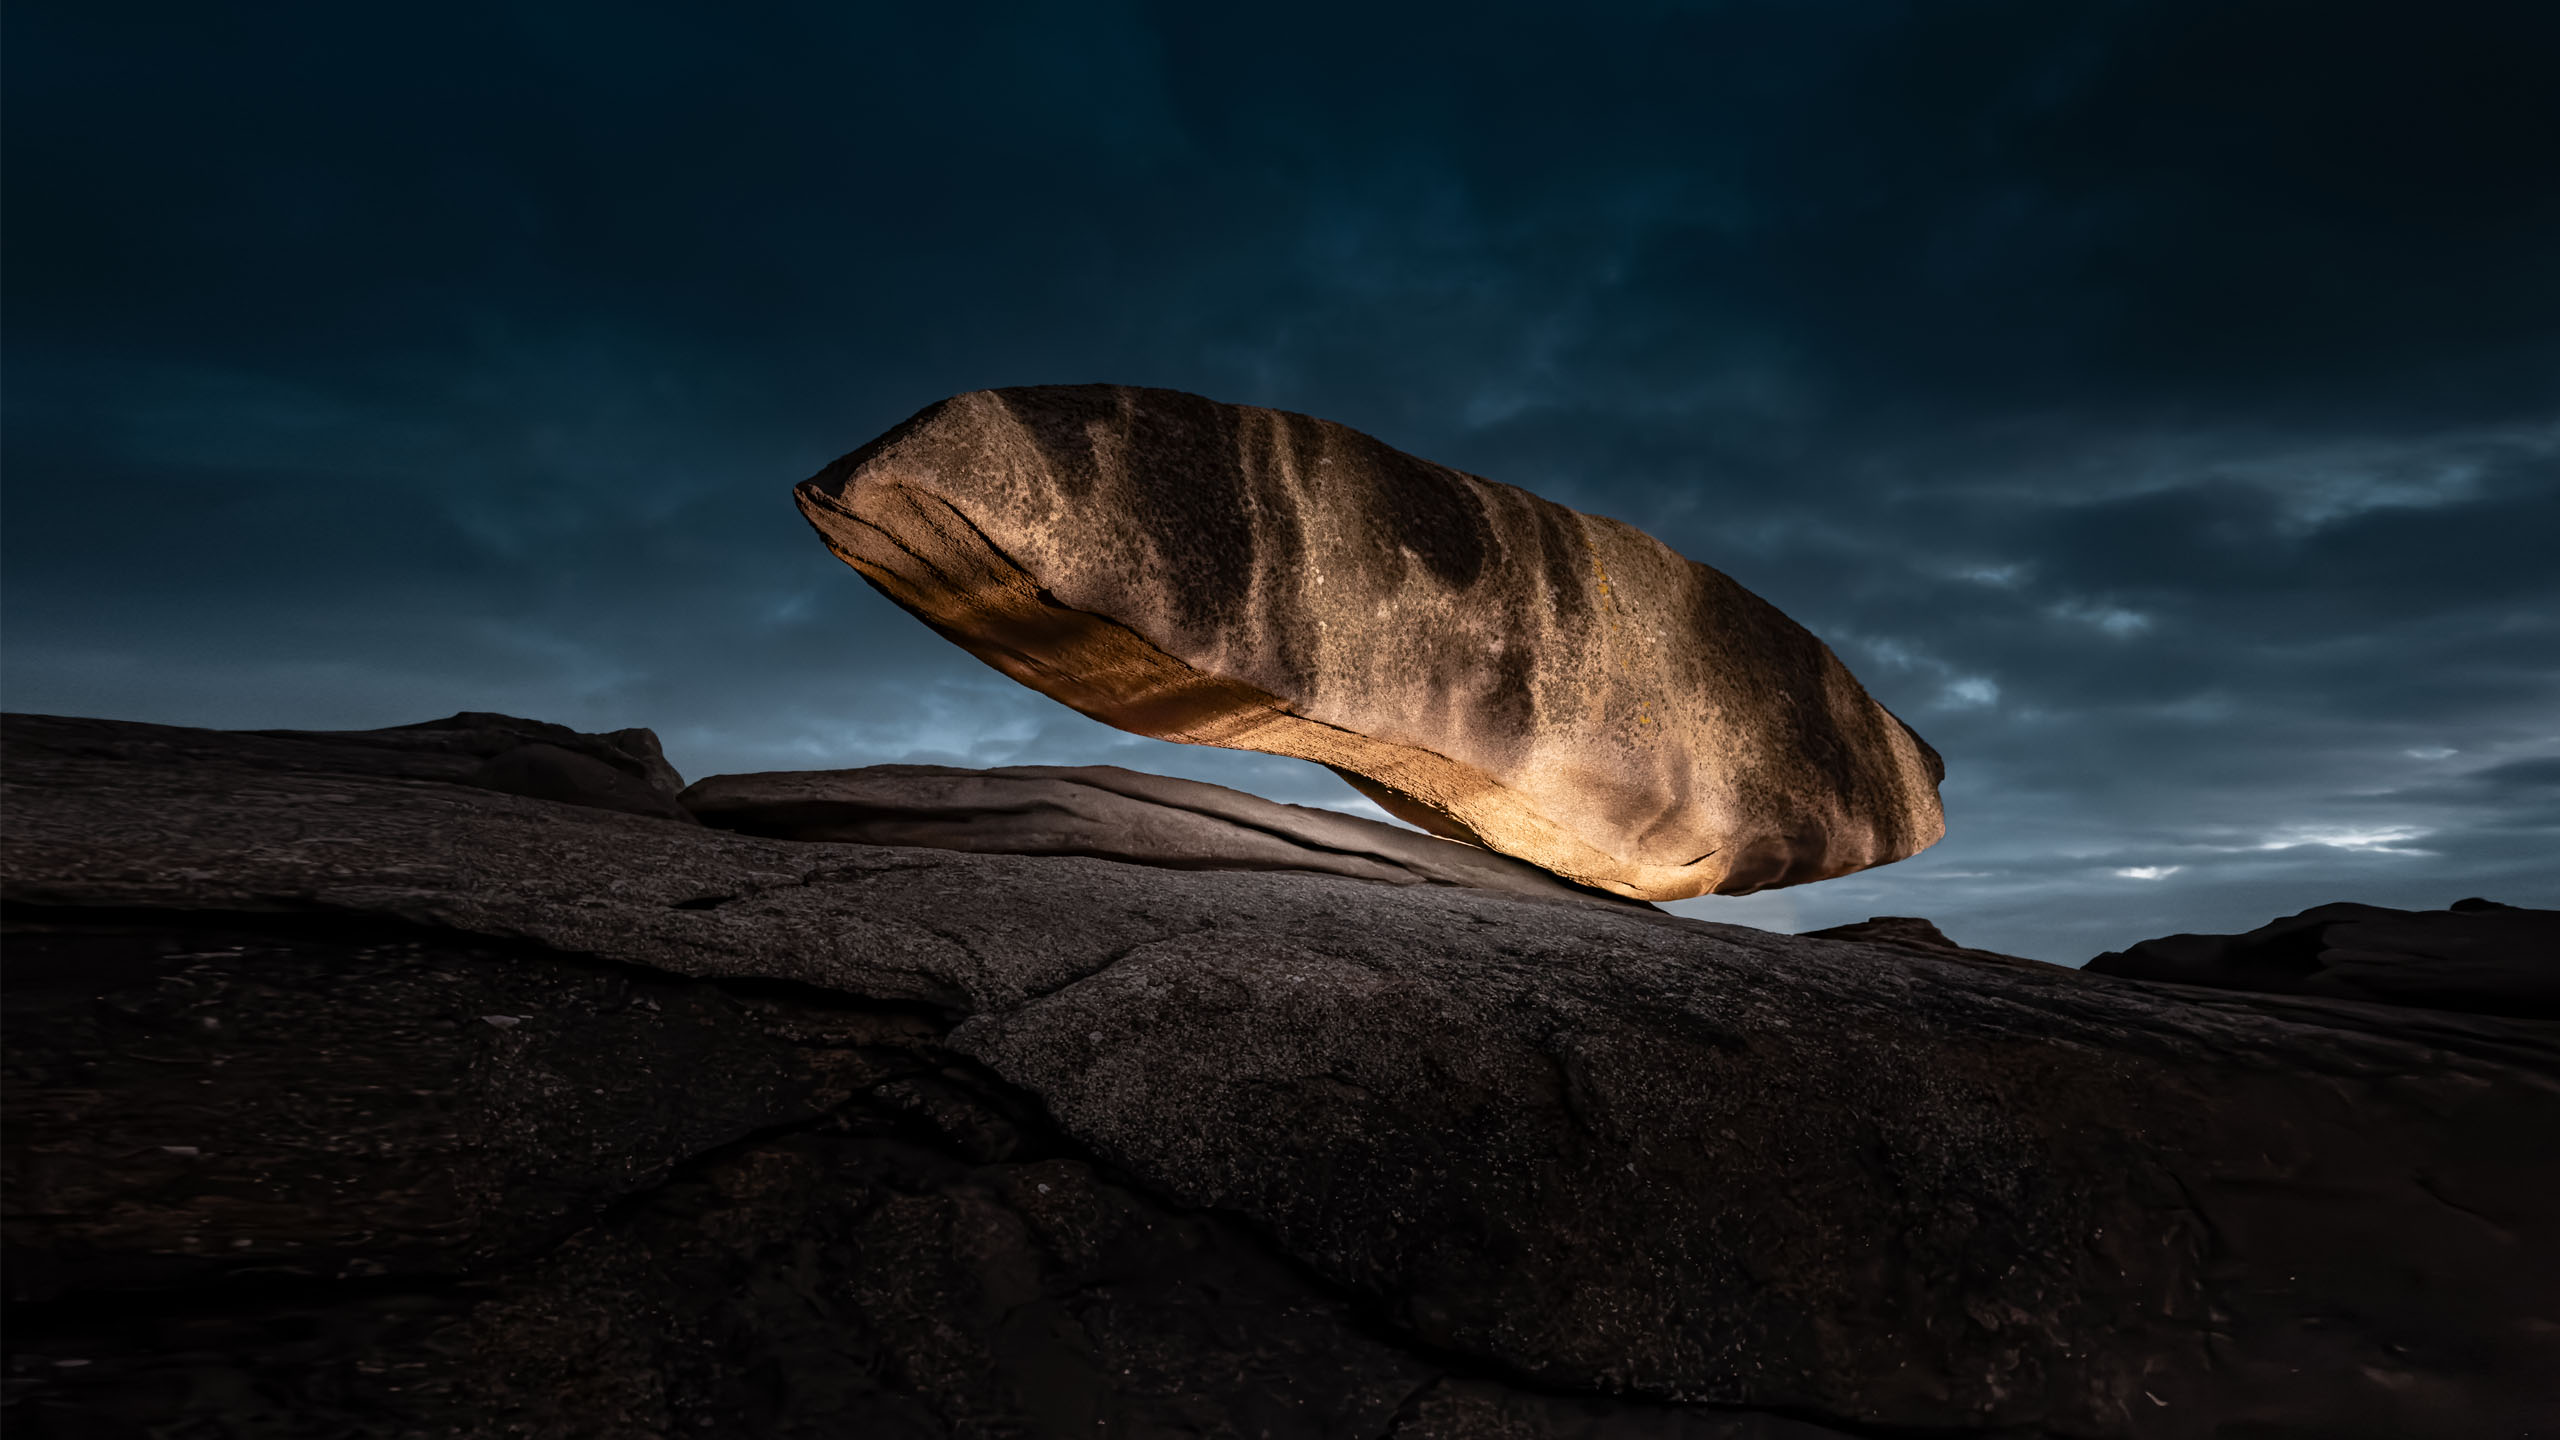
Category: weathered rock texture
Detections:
[
  {"x1": 2086, "y1": 897, "x2": 2559, "y2": 1020},
  {"x1": 794, "y1": 385, "x2": 1944, "y2": 901},
  {"x1": 7, "y1": 711, "x2": 2558, "y2": 1438},
  {"x1": 682, "y1": 763, "x2": 1641, "y2": 905}
]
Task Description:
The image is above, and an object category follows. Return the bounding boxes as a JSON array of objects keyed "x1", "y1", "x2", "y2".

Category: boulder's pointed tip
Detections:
[{"x1": 793, "y1": 473, "x2": 862, "y2": 531}]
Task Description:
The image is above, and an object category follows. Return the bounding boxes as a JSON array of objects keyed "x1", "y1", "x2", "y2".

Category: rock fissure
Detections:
[{"x1": 1377, "y1": 1374, "x2": 1448, "y2": 1438}]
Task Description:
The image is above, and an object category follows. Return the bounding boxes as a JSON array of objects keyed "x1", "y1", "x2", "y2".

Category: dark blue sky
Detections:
[{"x1": 7, "y1": 1, "x2": 2556, "y2": 959}]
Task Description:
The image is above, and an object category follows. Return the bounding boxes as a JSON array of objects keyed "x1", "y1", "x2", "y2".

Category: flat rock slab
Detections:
[
  {"x1": 681, "y1": 762, "x2": 1643, "y2": 905},
  {"x1": 794, "y1": 385, "x2": 1945, "y2": 900},
  {"x1": 6, "y1": 712, "x2": 2557, "y2": 1438}
]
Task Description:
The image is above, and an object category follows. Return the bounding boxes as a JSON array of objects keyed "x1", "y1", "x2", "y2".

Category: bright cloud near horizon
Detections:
[{"x1": 5, "y1": 1, "x2": 2556, "y2": 962}]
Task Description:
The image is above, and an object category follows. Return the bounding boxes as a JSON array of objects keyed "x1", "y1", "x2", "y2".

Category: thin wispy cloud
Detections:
[{"x1": 2248, "y1": 826, "x2": 2436, "y2": 857}]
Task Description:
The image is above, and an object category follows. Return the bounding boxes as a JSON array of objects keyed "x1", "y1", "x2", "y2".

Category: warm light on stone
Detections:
[{"x1": 795, "y1": 384, "x2": 1945, "y2": 901}]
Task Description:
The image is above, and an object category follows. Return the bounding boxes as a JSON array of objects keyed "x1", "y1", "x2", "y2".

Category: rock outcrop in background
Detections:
[
  {"x1": 5, "y1": 712, "x2": 2555, "y2": 1438},
  {"x1": 794, "y1": 385, "x2": 1945, "y2": 901},
  {"x1": 2087, "y1": 898, "x2": 2558, "y2": 1019}
]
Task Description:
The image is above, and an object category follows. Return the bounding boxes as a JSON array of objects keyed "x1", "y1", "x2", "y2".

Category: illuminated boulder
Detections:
[{"x1": 794, "y1": 385, "x2": 1943, "y2": 901}]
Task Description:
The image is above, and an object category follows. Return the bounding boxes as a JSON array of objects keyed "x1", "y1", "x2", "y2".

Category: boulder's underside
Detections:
[
  {"x1": 5, "y1": 711, "x2": 2556, "y2": 1439},
  {"x1": 794, "y1": 385, "x2": 1946, "y2": 901}
]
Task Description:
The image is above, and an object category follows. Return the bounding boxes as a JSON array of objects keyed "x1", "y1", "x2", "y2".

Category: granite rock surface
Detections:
[
  {"x1": 6, "y1": 711, "x2": 2556, "y2": 1438},
  {"x1": 793, "y1": 385, "x2": 1944, "y2": 901}
]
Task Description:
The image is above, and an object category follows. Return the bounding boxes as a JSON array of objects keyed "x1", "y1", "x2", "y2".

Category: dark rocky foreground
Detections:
[{"x1": 4, "y1": 714, "x2": 2556, "y2": 1438}]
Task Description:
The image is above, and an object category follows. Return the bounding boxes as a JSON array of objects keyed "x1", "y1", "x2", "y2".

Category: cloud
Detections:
[
  {"x1": 2248, "y1": 826, "x2": 2435, "y2": 856},
  {"x1": 2050, "y1": 601, "x2": 2152, "y2": 638},
  {"x1": 1939, "y1": 677, "x2": 2002, "y2": 710}
]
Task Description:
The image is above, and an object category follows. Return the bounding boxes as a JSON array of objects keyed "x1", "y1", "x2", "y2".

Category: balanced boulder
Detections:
[{"x1": 795, "y1": 384, "x2": 1943, "y2": 900}]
